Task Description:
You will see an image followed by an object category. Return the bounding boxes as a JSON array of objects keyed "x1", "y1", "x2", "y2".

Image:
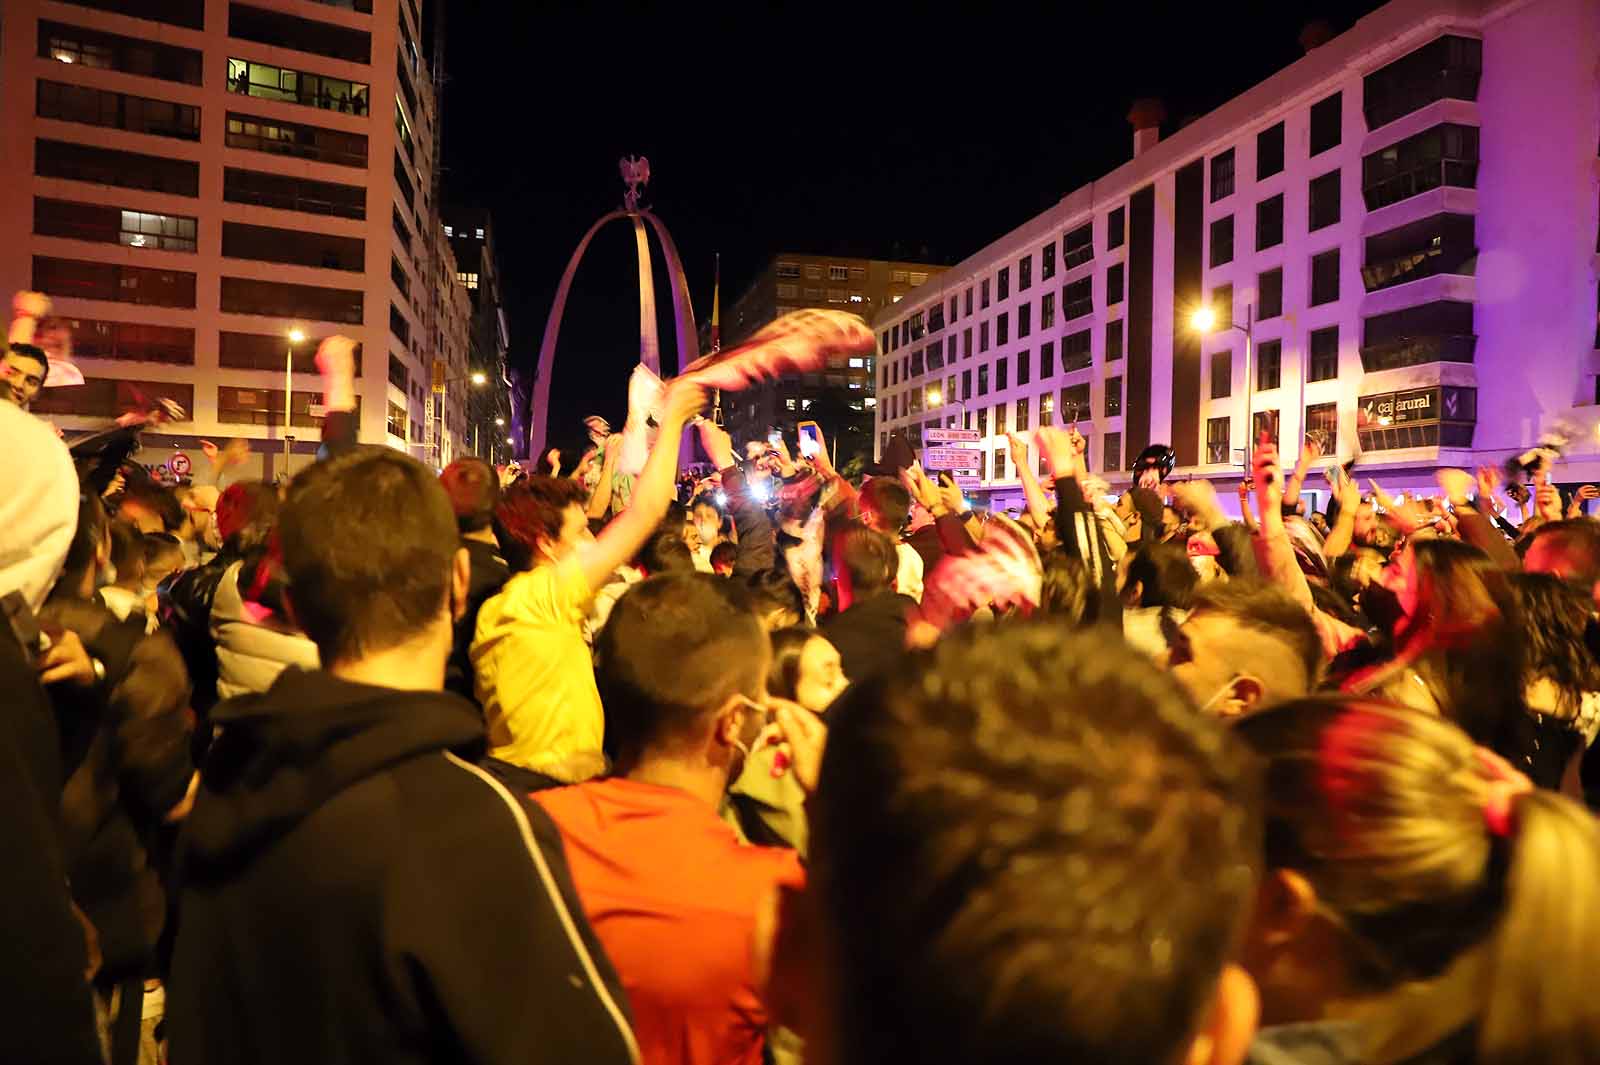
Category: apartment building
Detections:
[
  {"x1": 444, "y1": 205, "x2": 513, "y2": 463},
  {"x1": 723, "y1": 253, "x2": 944, "y2": 465},
  {"x1": 0, "y1": 0, "x2": 473, "y2": 478},
  {"x1": 874, "y1": 0, "x2": 1600, "y2": 510}
]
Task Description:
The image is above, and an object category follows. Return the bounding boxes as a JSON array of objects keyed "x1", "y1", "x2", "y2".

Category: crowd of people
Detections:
[{"x1": 7, "y1": 299, "x2": 1600, "y2": 1065}]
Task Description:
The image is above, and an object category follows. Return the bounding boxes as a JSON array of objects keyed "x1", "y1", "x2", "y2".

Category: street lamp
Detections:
[
  {"x1": 926, "y1": 388, "x2": 967, "y2": 427},
  {"x1": 470, "y1": 371, "x2": 487, "y2": 386},
  {"x1": 285, "y1": 328, "x2": 306, "y2": 477},
  {"x1": 494, "y1": 417, "x2": 505, "y2": 427},
  {"x1": 1190, "y1": 300, "x2": 1255, "y2": 472}
]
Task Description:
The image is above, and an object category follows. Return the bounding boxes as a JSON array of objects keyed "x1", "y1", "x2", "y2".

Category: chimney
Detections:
[
  {"x1": 1128, "y1": 98, "x2": 1167, "y2": 158},
  {"x1": 1299, "y1": 20, "x2": 1335, "y2": 52}
]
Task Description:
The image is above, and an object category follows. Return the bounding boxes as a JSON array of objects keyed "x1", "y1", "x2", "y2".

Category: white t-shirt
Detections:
[{"x1": 894, "y1": 541, "x2": 925, "y2": 603}]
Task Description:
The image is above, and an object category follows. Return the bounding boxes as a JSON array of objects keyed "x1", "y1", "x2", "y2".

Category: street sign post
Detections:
[
  {"x1": 922, "y1": 445, "x2": 983, "y2": 471},
  {"x1": 924, "y1": 427, "x2": 981, "y2": 444}
]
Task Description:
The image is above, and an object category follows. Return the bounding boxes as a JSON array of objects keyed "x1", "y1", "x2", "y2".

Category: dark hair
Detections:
[
  {"x1": 1523, "y1": 519, "x2": 1600, "y2": 586},
  {"x1": 1189, "y1": 580, "x2": 1323, "y2": 691},
  {"x1": 837, "y1": 524, "x2": 896, "y2": 598},
  {"x1": 1235, "y1": 696, "x2": 1600, "y2": 1065},
  {"x1": 108, "y1": 520, "x2": 146, "y2": 577},
  {"x1": 495, "y1": 476, "x2": 585, "y2": 570},
  {"x1": 765, "y1": 627, "x2": 815, "y2": 702},
  {"x1": 118, "y1": 482, "x2": 183, "y2": 533},
  {"x1": 440, "y1": 457, "x2": 501, "y2": 534},
  {"x1": 741, "y1": 567, "x2": 806, "y2": 627},
  {"x1": 142, "y1": 531, "x2": 184, "y2": 570},
  {"x1": 1509, "y1": 572, "x2": 1600, "y2": 719},
  {"x1": 215, "y1": 481, "x2": 279, "y2": 554},
  {"x1": 7, "y1": 342, "x2": 47, "y2": 381},
  {"x1": 1039, "y1": 549, "x2": 1100, "y2": 626},
  {"x1": 58, "y1": 491, "x2": 109, "y2": 599},
  {"x1": 859, "y1": 477, "x2": 912, "y2": 532},
  {"x1": 637, "y1": 529, "x2": 695, "y2": 576},
  {"x1": 709, "y1": 541, "x2": 738, "y2": 571},
  {"x1": 279, "y1": 447, "x2": 459, "y2": 664},
  {"x1": 814, "y1": 621, "x2": 1260, "y2": 1065},
  {"x1": 1124, "y1": 541, "x2": 1197, "y2": 609},
  {"x1": 595, "y1": 572, "x2": 767, "y2": 766}
]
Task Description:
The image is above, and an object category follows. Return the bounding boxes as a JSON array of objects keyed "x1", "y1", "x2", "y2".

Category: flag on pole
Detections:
[{"x1": 710, "y1": 253, "x2": 721, "y2": 353}]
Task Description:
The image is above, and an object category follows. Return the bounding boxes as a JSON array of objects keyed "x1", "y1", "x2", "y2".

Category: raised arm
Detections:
[
  {"x1": 1282, "y1": 437, "x2": 1319, "y2": 513},
  {"x1": 700, "y1": 420, "x2": 775, "y2": 576},
  {"x1": 1250, "y1": 439, "x2": 1316, "y2": 612},
  {"x1": 1321, "y1": 468, "x2": 1360, "y2": 561},
  {"x1": 576, "y1": 379, "x2": 704, "y2": 590},
  {"x1": 1009, "y1": 432, "x2": 1052, "y2": 529},
  {"x1": 585, "y1": 435, "x2": 622, "y2": 521},
  {"x1": 315, "y1": 336, "x2": 359, "y2": 459}
]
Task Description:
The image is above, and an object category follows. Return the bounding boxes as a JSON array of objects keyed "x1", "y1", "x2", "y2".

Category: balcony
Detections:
[
  {"x1": 228, "y1": 58, "x2": 370, "y2": 116},
  {"x1": 1363, "y1": 35, "x2": 1482, "y2": 131},
  {"x1": 1362, "y1": 124, "x2": 1479, "y2": 211},
  {"x1": 1362, "y1": 213, "x2": 1476, "y2": 292},
  {"x1": 1360, "y1": 299, "x2": 1475, "y2": 372}
]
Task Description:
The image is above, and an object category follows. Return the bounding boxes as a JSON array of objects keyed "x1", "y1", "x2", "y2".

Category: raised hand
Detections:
[{"x1": 696, "y1": 418, "x2": 736, "y2": 470}]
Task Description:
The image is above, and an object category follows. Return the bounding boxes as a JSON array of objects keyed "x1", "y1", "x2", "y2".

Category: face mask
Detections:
[{"x1": 697, "y1": 521, "x2": 719, "y2": 544}]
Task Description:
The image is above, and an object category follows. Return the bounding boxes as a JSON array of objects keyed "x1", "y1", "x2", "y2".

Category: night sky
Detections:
[{"x1": 434, "y1": 1, "x2": 1385, "y2": 448}]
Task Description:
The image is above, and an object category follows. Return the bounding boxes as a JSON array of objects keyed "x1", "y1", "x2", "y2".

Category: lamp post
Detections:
[
  {"x1": 926, "y1": 388, "x2": 967, "y2": 427},
  {"x1": 1190, "y1": 302, "x2": 1254, "y2": 473},
  {"x1": 285, "y1": 328, "x2": 305, "y2": 478}
]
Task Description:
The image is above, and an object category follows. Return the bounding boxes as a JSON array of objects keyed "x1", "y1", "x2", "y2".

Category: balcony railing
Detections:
[
  {"x1": 1358, "y1": 333, "x2": 1476, "y2": 373},
  {"x1": 1363, "y1": 159, "x2": 1479, "y2": 211}
]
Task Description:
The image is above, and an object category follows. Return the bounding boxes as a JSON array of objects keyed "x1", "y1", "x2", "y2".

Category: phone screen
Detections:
[{"x1": 797, "y1": 423, "x2": 822, "y2": 458}]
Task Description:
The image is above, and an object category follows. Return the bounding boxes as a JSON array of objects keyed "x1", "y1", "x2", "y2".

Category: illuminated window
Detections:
[
  {"x1": 828, "y1": 265, "x2": 848, "y2": 281},
  {"x1": 785, "y1": 398, "x2": 797, "y2": 410},
  {"x1": 909, "y1": 271, "x2": 928, "y2": 286},
  {"x1": 444, "y1": 224, "x2": 453, "y2": 236},
  {"x1": 456, "y1": 271, "x2": 478, "y2": 290},
  {"x1": 227, "y1": 58, "x2": 370, "y2": 116},
  {"x1": 475, "y1": 228, "x2": 484, "y2": 239}
]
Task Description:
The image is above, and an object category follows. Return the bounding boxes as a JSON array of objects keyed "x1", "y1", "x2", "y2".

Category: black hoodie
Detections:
[{"x1": 167, "y1": 668, "x2": 639, "y2": 1065}]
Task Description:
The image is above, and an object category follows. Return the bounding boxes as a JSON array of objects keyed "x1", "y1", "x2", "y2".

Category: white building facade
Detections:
[
  {"x1": 874, "y1": 0, "x2": 1600, "y2": 511},
  {"x1": 0, "y1": 0, "x2": 473, "y2": 478}
]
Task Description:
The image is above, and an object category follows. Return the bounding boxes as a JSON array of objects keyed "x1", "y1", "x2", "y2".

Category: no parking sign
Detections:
[{"x1": 168, "y1": 452, "x2": 192, "y2": 478}]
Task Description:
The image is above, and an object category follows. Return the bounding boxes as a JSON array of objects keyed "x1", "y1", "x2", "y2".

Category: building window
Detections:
[
  {"x1": 36, "y1": 79, "x2": 199, "y2": 140},
  {"x1": 980, "y1": 279, "x2": 991, "y2": 309},
  {"x1": 1362, "y1": 212, "x2": 1476, "y2": 292},
  {"x1": 228, "y1": 3, "x2": 372, "y2": 63},
  {"x1": 994, "y1": 402, "x2": 1006, "y2": 434},
  {"x1": 1040, "y1": 391, "x2": 1055, "y2": 427},
  {"x1": 1064, "y1": 223, "x2": 1094, "y2": 268},
  {"x1": 226, "y1": 58, "x2": 370, "y2": 116},
  {"x1": 1104, "y1": 376, "x2": 1122, "y2": 418},
  {"x1": 1360, "y1": 300, "x2": 1476, "y2": 372},
  {"x1": 223, "y1": 220, "x2": 364, "y2": 271},
  {"x1": 1060, "y1": 383, "x2": 1090, "y2": 422},
  {"x1": 1257, "y1": 339, "x2": 1283, "y2": 390},
  {"x1": 1210, "y1": 284, "x2": 1234, "y2": 325},
  {"x1": 1310, "y1": 249, "x2": 1341, "y2": 306},
  {"x1": 388, "y1": 352, "x2": 408, "y2": 390},
  {"x1": 1309, "y1": 170, "x2": 1341, "y2": 231},
  {"x1": 33, "y1": 198, "x2": 197, "y2": 252},
  {"x1": 927, "y1": 338, "x2": 944, "y2": 371},
  {"x1": 805, "y1": 265, "x2": 824, "y2": 280},
  {"x1": 909, "y1": 272, "x2": 928, "y2": 286},
  {"x1": 1106, "y1": 263, "x2": 1125, "y2": 306},
  {"x1": 33, "y1": 255, "x2": 194, "y2": 308},
  {"x1": 1019, "y1": 255, "x2": 1033, "y2": 291},
  {"x1": 390, "y1": 302, "x2": 410, "y2": 346},
  {"x1": 965, "y1": 288, "x2": 974, "y2": 316},
  {"x1": 32, "y1": 377, "x2": 194, "y2": 419},
  {"x1": 1361, "y1": 123, "x2": 1480, "y2": 210},
  {"x1": 1042, "y1": 243, "x2": 1057, "y2": 280},
  {"x1": 1256, "y1": 194, "x2": 1284, "y2": 250},
  {"x1": 777, "y1": 283, "x2": 799, "y2": 299},
  {"x1": 1105, "y1": 319, "x2": 1123, "y2": 362},
  {"x1": 1309, "y1": 326, "x2": 1339, "y2": 381},
  {"x1": 457, "y1": 272, "x2": 478, "y2": 290},
  {"x1": 978, "y1": 364, "x2": 989, "y2": 396},
  {"x1": 1305, "y1": 401, "x2": 1339, "y2": 453},
  {"x1": 1257, "y1": 122, "x2": 1285, "y2": 179},
  {"x1": 1063, "y1": 329, "x2": 1092, "y2": 372},
  {"x1": 1209, "y1": 215, "x2": 1235, "y2": 268},
  {"x1": 949, "y1": 295, "x2": 958, "y2": 324},
  {"x1": 219, "y1": 385, "x2": 355, "y2": 428},
  {"x1": 929, "y1": 303, "x2": 946, "y2": 332},
  {"x1": 993, "y1": 447, "x2": 1007, "y2": 480},
  {"x1": 38, "y1": 19, "x2": 203, "y2": 84},
  {"x1": 1063, "y1": 277, "x2": 1092, "y2": 320},
  {"x1": 65, "y1": 318, "x2": 194, "y2": 365},
  {"x1": 1040, "y1": 341, "x2": 1055, "y2": 379},
  {"x1": 979, "y1": 321, "x2": 990, "y2": 353},
  {"x1": 224, "y1": 166, "x2": 365, "y2": 219},
  {"x1": 828, "y1": 265, "x2": 848, "y2": 281},
  {"x1": 35, "y1": 138, "x2": 199, "y2": 197},
  {"x1": 996, "y1": 358, "x2": 1009, "y2": 392},
  {"x1": 1017, "y1": 303, "x2": 1031, "y2": 339},
  {"x1": 1258, "y1": 268, "x2": 1283, "y2": 320},
  {"x1": 220, "y1": 276, "x2": 363, "y2": 323},
  {"x1": 51, "y1": 0, "x2": 205, "y2": 29},
  {"x1": 1103, "y1": 431, "x2": 1122, "y2": 472},
  {"x1": 1040, "y1": 292, "x2": 1055, "y2": 330},
  {"x1": 1210, "y1": 349, "x2": 1232, "y2": 398},
  {"x1": 997, "y1": 267, "x2": 1010, "y2": 301},
  {"x1": 1206, "y1": 416, "x2": 1231, "y2": 465},
  {"x1": 1107, "y1": 207, "x2": 1126, "y2": 250},
  {"x1": 1210, "y1": 149, "x2": 1236, "y2": 202},
  {"x1": 963, "y1": 327, "x2": 972, "y2": 358},
  {"x1": 776, "y1": 262, "x2": 800, "y2": 278},
  {"x1": 962, "y1": 370, "x2": 972, "y2": 400},
  {"x1": 1363, "y1": 35, "x2": 1483, "y2": 130},
  {"x1": 224, "y1": 331, "x2": 359, "y2": 374},
  {"x1": 1016, "y1": 396, "x2": 1030, "y2": 431},
  {"x1": 1310, "y1": 92, "x2": 1342, "y2": 155}
]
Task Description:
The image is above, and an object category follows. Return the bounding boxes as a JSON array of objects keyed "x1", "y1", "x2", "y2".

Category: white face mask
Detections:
[{"x1": 697, "y1": 521, "x2": 719, "y2": 545}]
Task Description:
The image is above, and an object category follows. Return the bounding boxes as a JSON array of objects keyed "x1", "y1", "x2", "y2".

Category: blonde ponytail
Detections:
[{"x1": 1481, "y1": 788, "x2": 1600, "y2": 1065}]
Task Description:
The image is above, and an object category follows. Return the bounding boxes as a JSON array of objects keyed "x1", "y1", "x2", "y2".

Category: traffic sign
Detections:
[
  {"x1": 922, "y1": 446, "x2": 983, "y2": 471},
  {"x1": 168, "y1": 452, "x2": 192, "y2": 477},
  {"x1": 951, "y1": 475, "x2": 983, "y2": 489},
  {"x1": 925, "y1": 427, "x2": 981, "y2": 444}
]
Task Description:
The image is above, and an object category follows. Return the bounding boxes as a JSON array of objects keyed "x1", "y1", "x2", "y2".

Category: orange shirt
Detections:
[{"x1": 534, "y1": 779, "x2": 804, "y2": 1065}]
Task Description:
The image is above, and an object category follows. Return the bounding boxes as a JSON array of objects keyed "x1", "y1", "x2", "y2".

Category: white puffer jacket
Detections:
[{"x1": 210, "y1": 561, "x2": 318, "y2": 701}]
